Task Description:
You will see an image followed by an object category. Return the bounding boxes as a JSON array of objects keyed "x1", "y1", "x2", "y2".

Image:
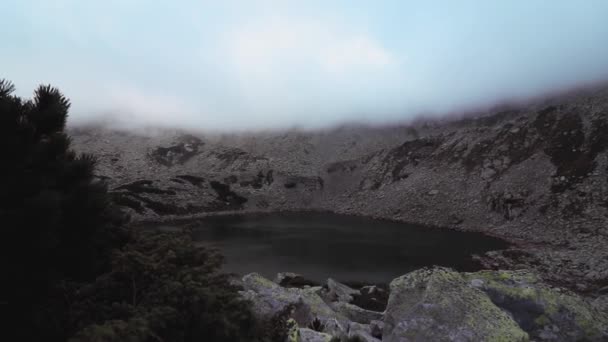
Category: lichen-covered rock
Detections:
[
  {"x1": 241, "y1": 273, "x2": 345, "y2": 326},
  {"x1": 243, "y1": 269, "x2": 608, "y2": 341},
  {"x1": 286, "y1": 318, "x2": 300, "y2": 342},
  {"x1": 464, "y1": 270, "x2": 608, "y2": 341},
  {"x1": 383, "y1": 267, "x2": 529, "y2": 342}
]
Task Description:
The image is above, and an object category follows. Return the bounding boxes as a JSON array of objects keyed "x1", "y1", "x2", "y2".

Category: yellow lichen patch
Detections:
[
  {"x1": 386, "y1": 267, "x2": 529, "y2": 341},
  {"x1": 286, "y1": 319, "x2": 299, "y2": 342},
  {"x1": 464, "y1": 269, "x2": 608, "y2": 340}
]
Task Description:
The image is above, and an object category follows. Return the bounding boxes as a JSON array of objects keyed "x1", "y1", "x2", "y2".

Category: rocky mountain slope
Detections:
[{"x1": 71, "y1": 85, "x2": 608, "y2": 298}]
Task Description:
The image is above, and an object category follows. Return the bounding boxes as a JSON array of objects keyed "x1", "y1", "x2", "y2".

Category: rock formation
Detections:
[{"x1": 241, "y1": 268, "x2": 607, "y2": 341}]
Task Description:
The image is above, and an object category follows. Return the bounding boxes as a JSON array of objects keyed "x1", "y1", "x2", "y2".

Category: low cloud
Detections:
[{"x1": 3, "y1": 1, "x2": 608, "y2": 131}]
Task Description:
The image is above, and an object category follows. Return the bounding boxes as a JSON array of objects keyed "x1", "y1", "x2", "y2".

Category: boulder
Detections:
[
  {"x1": 327, "y1": 278, "x2": 359, "y2": 303},
  {"x1": 464, "y1": 270, "x2": 608, "y2": 341},
  {"x1": 369, "y1": 320, "x2": 384, "y2": 339},
  {"x1": 241, "y1": 273, "x2": 344, "y2": 326},
  {"x1": 331, "y1": 302, "x2": 383, "y2": 324},
  {"x1": 347, "y1": 322, "x2": 381, "y2": 342},
  {"x1": 383, "y1": 267, "x2": 529, "y2": 341},
  {"x1": 242, "y1": 269, "x2": 608, "y2": 341},
  {"x1": 323, "y1": 318, "x2": 347, "y2": 337},
  {"x1": 298, "y1": 328, "x2": 333, "y2": 342}
]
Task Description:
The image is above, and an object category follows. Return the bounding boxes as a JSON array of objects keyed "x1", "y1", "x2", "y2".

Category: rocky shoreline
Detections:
[{"x1": 238, "y1": 268, "x2": 608, "y2": 341}]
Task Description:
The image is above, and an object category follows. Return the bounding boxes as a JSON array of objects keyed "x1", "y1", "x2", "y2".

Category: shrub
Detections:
[{"x1": 69, "y1": 230, "x2": 261, "y2": 342}]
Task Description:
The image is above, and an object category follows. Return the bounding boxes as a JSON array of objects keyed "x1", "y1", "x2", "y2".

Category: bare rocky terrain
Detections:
[{"x1": 71, "y1": 85, "x2": 608, "y2": 307}]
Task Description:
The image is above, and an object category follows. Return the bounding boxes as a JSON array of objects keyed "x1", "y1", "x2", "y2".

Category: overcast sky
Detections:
[{"x1": 2, "y1": 0, "x2": 608, "y2": 131}]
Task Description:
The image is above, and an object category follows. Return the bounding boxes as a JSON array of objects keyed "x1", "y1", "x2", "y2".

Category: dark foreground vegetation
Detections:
[{"x1": 0, "y1": 80, "x2": 293, "y2": 341}]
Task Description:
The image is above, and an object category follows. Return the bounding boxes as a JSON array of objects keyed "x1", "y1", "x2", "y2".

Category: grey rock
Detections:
[
  {"x1": 241, "y1": 273, "x2": 343, "y2": 326},
  {"x1": 369, "y1": 320, "x2": 384, "y2": 339},
  {"x1": 360, "y1": 285, "x2": 379, "y2": 295},
  {"x1": 299, "y1": 328, "x2": 333, "y2": 342},
  {"x1": 463, "y1": 269, "x2": 608, "y2": 342},
  {"x1": 383, "y1": 268, "x2": 528, "y2": 342},
  {"x1": 331, "y1": 302, "x2": 383, "y2": 324},
  {"x1": 275, "y1": 272, "x2": 303, "y2": 284},
  {"x1": 327, "y1": 278, "x2": 359, "y2": 303},
  {"x1": 348, "y1": 322, "x2": 381, "y2": 342},
  {"x1": 323, "y1": 318, "x2": 347, "y2": 337},
  {"x1": 469, "y1": 278, "x2": 484, "y2": 288},
  {"x1": 481, "y1": 167, "x2": 497, "y2": 179}
]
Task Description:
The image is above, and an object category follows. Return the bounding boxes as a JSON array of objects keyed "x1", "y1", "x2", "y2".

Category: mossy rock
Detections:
[
  {"x1": 465, "y1": 270, "x2": 608, "y2": 341},
  {"x1": 383, "y1": 267, "x2": 529, "y2": 341}
]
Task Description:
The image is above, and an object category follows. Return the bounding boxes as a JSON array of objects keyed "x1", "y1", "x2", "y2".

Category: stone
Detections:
[
  {"x1": 360, "y1": 285, "x2": 379, "y2": 295},
  {"x1": 369, "y1": 320, "x2": 384, "y2": 339},
  {"x1": 327, "y1": 278, "x2": 359, "y2": 303},
  {"x1": 470, "y1": 278, "x2": 484, "y2": 288},
  {"x1": 331, "y1": 301, "x2": 383, "y2": 324},
  {"x1": 463, "y1": 270, "x2": 608, "y2": 341},
  {"x1": 299, "y1": 328, "x2": 333, "y2": 342},
  {"x1": 323, "y1": 318, "x2": 347, "y2": 337},
  {"x1": 449, "y1": 215, "x2": 464, "y2": 225},
  {"x1": 348, "y1": 322, "x2": 381, "y2": 342},
  {"x1": 585, "y1": 271, "x2": 599, "y2": 280},
  {"x1": 240, "y1": 273, "x2": 344, "y2": 326},
  {"x1": 538, "y1": 327, "x2": 558, "y2": 340},
  {"x1": 481, "y1": 167, "x2": 497, "y2": 179},
  {"x1": 383, "y1": 267, "x2": 528, "y2": 342},
  {"x1": 428, "y1": 189, "x2": 440, "y2": 196}
]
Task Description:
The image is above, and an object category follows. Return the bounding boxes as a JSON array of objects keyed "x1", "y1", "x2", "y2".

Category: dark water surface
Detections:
[{"x1": 183, "y1": 212, "x2": 509, "y2": 283}]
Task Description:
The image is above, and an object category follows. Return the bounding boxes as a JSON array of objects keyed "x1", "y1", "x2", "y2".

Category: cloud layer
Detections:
[{"x1": 2, "y1": 1, "x2": 608, "y2": 131}]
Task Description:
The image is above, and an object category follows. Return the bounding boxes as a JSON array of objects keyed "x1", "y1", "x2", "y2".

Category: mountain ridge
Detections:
[{"x1": 71, "y1": 85, "x2": 608, "y2": 297}]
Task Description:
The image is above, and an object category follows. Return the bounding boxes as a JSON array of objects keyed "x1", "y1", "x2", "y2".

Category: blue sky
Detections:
[{"x1": 2, "y1": 1, "x2": 608, "y2": 130}]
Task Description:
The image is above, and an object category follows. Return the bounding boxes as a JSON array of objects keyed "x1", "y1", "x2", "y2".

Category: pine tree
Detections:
[
  {"x1": 0, "y1": 79, "x2": 268, "y2": 341},
  {"x1": 0, "y1": 80, "x2": 125, "y2": 340}
]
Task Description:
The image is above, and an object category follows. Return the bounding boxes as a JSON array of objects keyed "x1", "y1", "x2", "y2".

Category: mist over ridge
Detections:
[{"x1": 3, "y1": 0, "x2": 608, "y2": 131}]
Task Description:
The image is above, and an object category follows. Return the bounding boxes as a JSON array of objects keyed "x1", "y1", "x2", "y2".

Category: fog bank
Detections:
[{"x1": 2, "y1": 1, "x2": 608, "y2": 131}]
